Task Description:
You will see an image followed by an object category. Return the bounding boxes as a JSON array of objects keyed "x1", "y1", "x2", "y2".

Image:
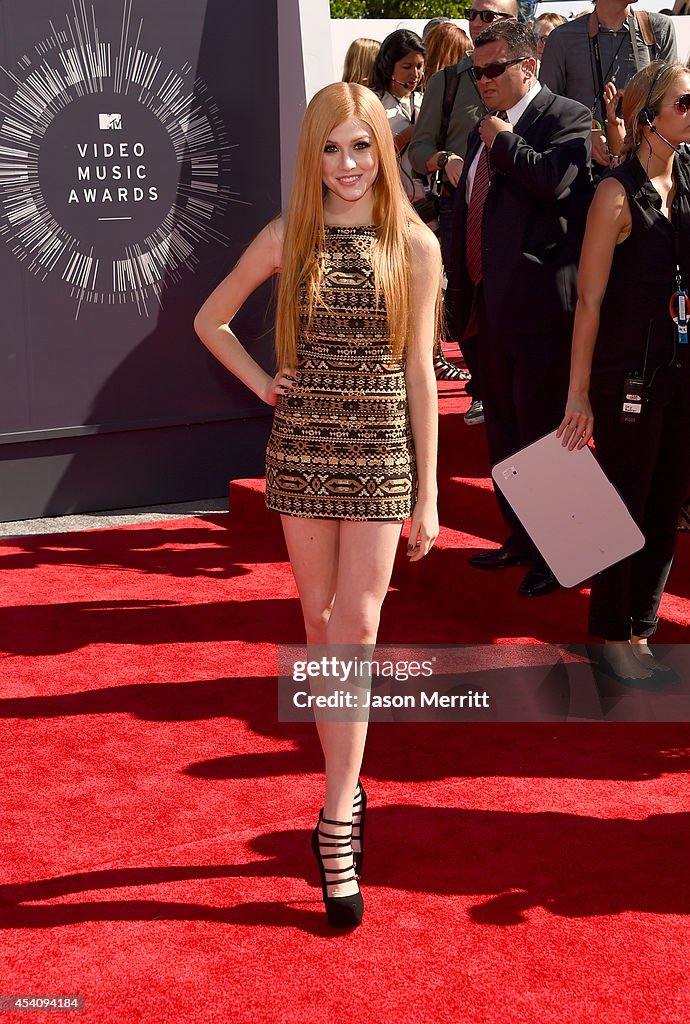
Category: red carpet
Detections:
[{"x1": 0, "y1": 366, "x2": 688, "y2": 1023}]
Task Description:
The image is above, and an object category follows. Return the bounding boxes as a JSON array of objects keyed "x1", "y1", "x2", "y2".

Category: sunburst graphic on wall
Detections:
[{"x1": 0, "y1": 0, "x2": 242, "y2": 318}]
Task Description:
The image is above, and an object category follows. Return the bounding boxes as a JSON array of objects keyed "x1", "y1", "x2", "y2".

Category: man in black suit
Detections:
[{"x1": 445, "y1": 20, "x2": 593, "y2": 597}]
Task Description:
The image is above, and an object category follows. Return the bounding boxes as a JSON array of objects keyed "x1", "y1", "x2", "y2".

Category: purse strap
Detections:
[{"x1": 438, "y1": 65, "x2": 461, "y2": 152}]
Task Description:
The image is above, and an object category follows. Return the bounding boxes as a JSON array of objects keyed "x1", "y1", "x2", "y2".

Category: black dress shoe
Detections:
[
  {"x1": 518, "y1": 565, "x2": 560, "y2": 597},
  {"x1": 469, "y1": 545, "x2": 531, "y2": 570},
  {"x1": 585, "y1": 645, "x2": 670, "y2": 688}
]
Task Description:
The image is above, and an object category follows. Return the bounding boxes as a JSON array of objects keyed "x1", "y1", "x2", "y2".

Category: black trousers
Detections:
[
  {"x1": 439, "y1": 194, "x2": 480, "y2": 400},
  {"x1": 588, "y1": 364, "x2": 690, "y2": 640},
  {"x1": 478, "y1": 299, "x2": 572, "y2": 556}
]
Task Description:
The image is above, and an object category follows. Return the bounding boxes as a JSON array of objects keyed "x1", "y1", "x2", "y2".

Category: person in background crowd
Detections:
[
  {"x1": 535, "y1": 12, "x2": 566, "y2": 62},
  {"x1": 409, "y1": 0, "x2": 518, "y2": 408},
  {"x1": 342, "y1": 37, "x2": 381, "y2": 88},
  {"x1": 516, "y1": 0, "x2": 535, "y2": 22},
  {"x1": 371, "y1": 29, "x2": 427, "y2": 206},
  {"x1": 539, "y1": 0, "x2": 677, "y2": 172},
  {"x1": 420, "y1": 21, "x2": 474, "y2": 383},
  {"x1": 423, "y1": 16, "x2": 451, "y2": 38},
  {"x1": 423, "y1": 22, "x2": 473, "y2": 87},
  {"x1": 558, "y1": 62, "x2": 690, "y2": 683},
  {"x1": 195, "y1": 82, "x2": 441, "y2": 930},
  {"x1": 446, "y1": 20, "x2": 592, "y2": 597},
  {"x1": 418, "y1": 20, "x2": 474, "y2": 385}
]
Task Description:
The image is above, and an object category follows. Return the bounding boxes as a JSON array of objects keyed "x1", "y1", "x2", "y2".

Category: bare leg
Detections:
[
  {"x1": 280, "y1": 515, "x2": 338, "y2": 644},
  {"x1": 281, "y1": 516, "x2": 402, "y2": 897},
  {"x1": 321, "y1": 519, "x2": 402, "y2": 812}
]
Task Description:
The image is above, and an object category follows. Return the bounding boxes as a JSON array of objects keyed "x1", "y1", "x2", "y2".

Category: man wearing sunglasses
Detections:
[
  {"x1": 445, "y1": 20, "x2": 593, "y2": 598},
  {"x1": 409, "y1": 0, "x2": 517, "y2": 423},
  {"x1": 409, "y1": 0, "x2": 518, "y2": 234}
]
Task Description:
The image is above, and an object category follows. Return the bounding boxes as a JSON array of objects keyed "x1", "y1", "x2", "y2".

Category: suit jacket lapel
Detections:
[
  {"x1": 512, "y1": 85, "x2": 551, "y2": 137},
  {"x1": 464, "y1": 129, "x2": 483, "y2": 170}
]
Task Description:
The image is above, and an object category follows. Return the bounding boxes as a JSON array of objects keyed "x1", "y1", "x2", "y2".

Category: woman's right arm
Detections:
[
  {"x1": 194, "y1": 219, "x2": 292, "y2": 406},
  {"x1": 557, "y1": 177, "x2": 630, "y2": 450}
]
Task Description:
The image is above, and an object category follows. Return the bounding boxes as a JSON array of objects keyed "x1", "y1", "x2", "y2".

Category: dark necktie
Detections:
[
  {"x1": 465, "y1": 145, "x2": 490, "y2": 285},
  {"x1": 465, "y1": 112, "x2": 507, "y2": 286}
]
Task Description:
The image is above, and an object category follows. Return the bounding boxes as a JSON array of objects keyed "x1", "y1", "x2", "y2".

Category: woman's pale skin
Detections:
[
  {"x1": 195, "y1": 116, "x2": 440, "y2": 895},
  {"x1": 556, "y1": 70, "x2": 690, "y2": 679}
]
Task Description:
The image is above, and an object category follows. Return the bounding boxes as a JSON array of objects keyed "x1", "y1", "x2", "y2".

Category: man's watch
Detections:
[{"x1": 436, "y1": 151, "x2": 451, "y2": 170}]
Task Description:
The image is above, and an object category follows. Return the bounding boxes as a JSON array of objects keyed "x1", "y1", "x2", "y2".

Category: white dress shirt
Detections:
[{"x1": 466, "y1": 80, "x2": 542, "y2": 202}]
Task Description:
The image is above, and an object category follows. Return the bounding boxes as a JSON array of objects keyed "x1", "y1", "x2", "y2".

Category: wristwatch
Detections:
[{"x1": 436, "y1": 151, "x2": 451, "y2": 170}]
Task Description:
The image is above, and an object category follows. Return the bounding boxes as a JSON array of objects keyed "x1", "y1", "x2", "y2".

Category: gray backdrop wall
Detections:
[{"x1": 0, "y1": 0, "x2": 304, "y2": 521}]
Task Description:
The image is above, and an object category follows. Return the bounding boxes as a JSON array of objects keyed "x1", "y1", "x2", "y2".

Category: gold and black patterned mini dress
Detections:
[{"x1": 265, "y1": 225, "x2": 416, "y2": 520}]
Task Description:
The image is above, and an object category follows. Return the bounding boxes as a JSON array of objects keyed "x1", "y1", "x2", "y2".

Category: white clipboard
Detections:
[{"x1": 491, "y1": 431, "x2": 645, "y2": 588}]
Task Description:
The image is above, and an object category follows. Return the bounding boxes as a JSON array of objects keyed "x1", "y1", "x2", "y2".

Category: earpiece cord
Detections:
[{"x1": 394, "y1": 93, "x2": 420, "y2": 201}]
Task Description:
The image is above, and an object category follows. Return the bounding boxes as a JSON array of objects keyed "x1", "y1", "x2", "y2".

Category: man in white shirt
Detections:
[{"x1": 445, "y1": 21, "x2": 593, "y2": 597}]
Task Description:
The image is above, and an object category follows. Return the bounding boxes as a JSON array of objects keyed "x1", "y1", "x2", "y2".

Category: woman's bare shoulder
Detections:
[
  {"x1": 592, "y1": 175, "x2": 629, "y2": 215},
  {"x1": 407, "y1": 219, "x2": 442, "y2": 269}
]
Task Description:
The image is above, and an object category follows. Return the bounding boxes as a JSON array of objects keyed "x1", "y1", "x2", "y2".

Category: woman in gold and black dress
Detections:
[{"x1": 195, "y1": 82, "x2": 441, "y2": 928}]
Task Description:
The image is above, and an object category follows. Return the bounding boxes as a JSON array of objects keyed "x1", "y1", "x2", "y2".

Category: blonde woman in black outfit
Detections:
[{"x1": 559, "y1": 62, "x2": 690, "y2": 683}]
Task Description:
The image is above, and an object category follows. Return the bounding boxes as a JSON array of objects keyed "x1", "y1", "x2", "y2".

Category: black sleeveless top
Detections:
[{"x1": 594, "y1": 152, "x2": 690, "y2": 378}]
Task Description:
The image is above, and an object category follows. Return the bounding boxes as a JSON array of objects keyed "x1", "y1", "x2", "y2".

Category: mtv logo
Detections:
[{"x1": 99, "y1": 113, "x2": 122, "y2": 130}]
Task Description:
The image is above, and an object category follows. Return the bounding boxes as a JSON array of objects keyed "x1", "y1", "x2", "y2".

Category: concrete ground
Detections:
[{"x1": 0, "y1": 497, "x2": 229, "y2": 539}]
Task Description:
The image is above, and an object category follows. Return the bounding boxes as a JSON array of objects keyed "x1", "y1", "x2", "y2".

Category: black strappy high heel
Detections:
[
  {"x1": 311, "y1": 811, "x2": 364, "y2": 929},
  {"x1": 351, "y1": 779, "x2": 367, "y2": 878},
  {"x1": 433, "y1": 350, "x2": 471, "y2": 382}
]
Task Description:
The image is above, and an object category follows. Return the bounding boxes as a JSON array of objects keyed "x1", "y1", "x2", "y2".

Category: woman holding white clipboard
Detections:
[{"x1": 558, "y1": 62, "x2": 690, "y2": 684}]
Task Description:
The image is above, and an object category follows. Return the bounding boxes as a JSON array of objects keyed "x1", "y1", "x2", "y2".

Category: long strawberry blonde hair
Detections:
[{"x1": 276, "y1": 81, "x2": 438, "y2": 366}]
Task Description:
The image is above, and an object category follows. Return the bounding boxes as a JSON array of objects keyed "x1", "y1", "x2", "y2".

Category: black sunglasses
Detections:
[
  {"x1": 472, "y1": 56, "x2": 530, "y2": 81},
  {"x1": 468, "y1": 9, "x2": 514, "y2": 22},
  {"x1": 674, "y1": 93, "x2": 690, "y2": 114}
]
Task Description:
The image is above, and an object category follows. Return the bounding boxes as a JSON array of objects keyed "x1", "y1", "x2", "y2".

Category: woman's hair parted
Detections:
[
  {"x1": 342, "y1": 38, "x2": 380, "y2": 87},
  {"x1": 275, "y1": 81, "x2": 439, "y2": 369},
  {"x1": 423, "y1": 22, "x2": 472, "y2": 85},
  {"x1": 620, "y1": 61, "x2": 687, "y2": 158},
  {"x1": 371, "y1": 29, "x2": 425, "y2": 97}
]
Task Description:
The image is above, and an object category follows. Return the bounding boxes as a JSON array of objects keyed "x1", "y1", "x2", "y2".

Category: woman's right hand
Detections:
[
  {"x1": 557, "y1": 393, "x2": 594, "y2": 451},
  {"x1": 263, "y1": 367, "x2": 296, "y2": 407},
  {"x1": 603, "y1": 82, "x2": 625, "y2": 161}
]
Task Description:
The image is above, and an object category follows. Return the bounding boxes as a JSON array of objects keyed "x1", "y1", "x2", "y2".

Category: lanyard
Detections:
[
  {"x1": 588, "y1": 12, "x2": 640, "y2": 125},
  {"x1": 395, "y1": 94, "x2": 416, "y2": 125},
  {"x1": 669, "y1": 197, "x2": 688, "y2": 345}
]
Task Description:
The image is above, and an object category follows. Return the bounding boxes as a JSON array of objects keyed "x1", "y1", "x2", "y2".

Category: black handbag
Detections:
[{"x1": 409, "y1": 67, "x2": 463, "y2": 226}]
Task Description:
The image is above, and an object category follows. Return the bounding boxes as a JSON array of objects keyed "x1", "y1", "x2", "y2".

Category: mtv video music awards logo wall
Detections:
[{"x1": 0, "y1": 0, "x2": 237, "y2": 317}]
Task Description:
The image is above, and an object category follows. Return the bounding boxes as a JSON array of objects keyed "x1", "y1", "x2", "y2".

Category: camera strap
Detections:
[{"x1": 588, "y1": 15, "x2": 609, "y2": 126}]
